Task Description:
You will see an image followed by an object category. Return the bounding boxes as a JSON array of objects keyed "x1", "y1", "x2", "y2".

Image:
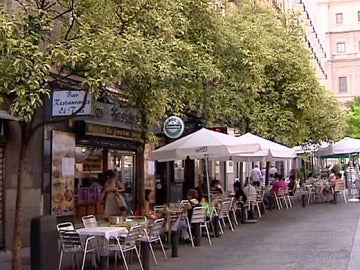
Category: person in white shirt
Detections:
[
  {"x1": 251, "y1": 165, "x2": 262, "y2": 187},
  {"x1": 244, "y1": 180, "x2": 257, "y2": 197},
  {"x1": 269, "y1": 165, "x2": 278, "y2": 177}
]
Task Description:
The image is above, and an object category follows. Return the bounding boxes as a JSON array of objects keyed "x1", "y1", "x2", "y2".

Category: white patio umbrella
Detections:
[
  {"x1": 148, "y1": 128, "x2": 261, "y2": 201},
  {"x1": 210, "y1": 132, "x2": 296, "y2": 162},
  {"x1": 315, "y1": 137, "x2": 360, "y2": 158}
]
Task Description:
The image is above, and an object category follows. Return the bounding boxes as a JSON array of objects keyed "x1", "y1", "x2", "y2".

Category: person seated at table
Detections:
[
  {"x1": 287, "y1": 175, "x2": 297, "y2": 196},
  {"x1": 179, "y1": 189, "x2": 200, "y2": 243},
  {"x1": 264, "y1": 174, "x2": 286, "y2": 209},
  {"x1": 243, "y1": 178, "x2": 257, "y2": 198},
  {"x1": 322, "y1": 169, "x2": 336, "y2": 202},
  {"x1": 210, "y1": 179, "x2": 223, "y2": 194},
  {"x1": 233, "y1": 181, "x2": 247, "y2": 203},
  {"x1": 332, "y1": 172, "x2": 345, "y2": 204},
  {"x1": 142, "y1": 189, "x2": 163, "y2": 222},
  {"x1": 233, "y1": 181, "x2": 247, "y2": 223}
]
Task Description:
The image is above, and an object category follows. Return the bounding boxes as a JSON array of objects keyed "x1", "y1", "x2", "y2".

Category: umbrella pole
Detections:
[{"x1": 205, "y1": 155, "x2": 211, "y2": 203}]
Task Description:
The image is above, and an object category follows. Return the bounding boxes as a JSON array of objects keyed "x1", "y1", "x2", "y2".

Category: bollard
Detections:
[
  {"x1": 212, "y1": 216, "x2": 220, "y2": 238},
  {"x1": 30, "y1": 215, "x2": 59, "y2": 270},
  {"x1": 193, "y1": 223, "x2": 201, "y2": 246},
  {"x1": 141, "y1": 240, "x2": 151, "y2": 270},
  {"x1": 171, "y1": 230, "x2": 180, "y2": 257}
]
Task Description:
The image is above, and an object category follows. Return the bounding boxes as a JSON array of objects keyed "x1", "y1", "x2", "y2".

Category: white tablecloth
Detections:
[{"x1": 77, "y1": 226, "x2": 128, "y2": 240}]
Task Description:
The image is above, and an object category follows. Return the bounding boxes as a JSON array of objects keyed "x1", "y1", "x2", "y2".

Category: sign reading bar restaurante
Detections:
[{"x1": 52, "y1": 90, "x2": 92, "y2": 116}]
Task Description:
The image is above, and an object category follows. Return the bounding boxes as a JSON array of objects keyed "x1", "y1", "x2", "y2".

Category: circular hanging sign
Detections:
[{"x1": 163, "y1": 116, "x2": 184, "y2": 139}]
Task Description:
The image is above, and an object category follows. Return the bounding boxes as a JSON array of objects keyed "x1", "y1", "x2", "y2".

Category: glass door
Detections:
[{"x1": 108, "y1": 150, "x2": 136, "y2": 211}]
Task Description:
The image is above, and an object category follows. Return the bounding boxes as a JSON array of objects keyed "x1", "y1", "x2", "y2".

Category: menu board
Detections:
[{"x1": 51, "y1": 130, "x2": 76, "y2": 216}]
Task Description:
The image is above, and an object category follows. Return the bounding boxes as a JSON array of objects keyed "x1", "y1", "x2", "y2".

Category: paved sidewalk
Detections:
[
  {"x1": 0, "y1": 247, "x2": 30, "y2": 270},
  {"x1": 1, "y1": 201, "x2": 360, "y2": 270}
]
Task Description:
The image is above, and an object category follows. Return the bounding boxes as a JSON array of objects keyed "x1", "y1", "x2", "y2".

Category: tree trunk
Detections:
[
  {"x1": 137, "y1": 146, "x2": 145, "y2": 206},
  {"x1": 12, "y1": 127, "x2": 28, "y2": 270}
]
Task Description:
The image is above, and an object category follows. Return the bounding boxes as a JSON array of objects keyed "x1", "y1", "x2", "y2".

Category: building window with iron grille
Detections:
[
  {"x1": 337, "y1": 42, "x2": 346, "y2": 53},
  {"x1": 336, "y1": 13, "x2": 343, "y2": 24},
  {"x1": 339, "y1": 77, "x2": 347, "y2": 92}
]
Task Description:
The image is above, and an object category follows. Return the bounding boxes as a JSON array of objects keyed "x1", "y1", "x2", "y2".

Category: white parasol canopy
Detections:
[
  {"x1": 148, "y1": 128, "x2": 261, "y2": 161},
  {"x1": 148, "y1": 128, "x2": 261, "y2": 202},
  {"x1": 210, "y1": 132, "x2": 296, "y2": 161},
  {"x1": 315, "y1": 137, "x2": 360, "y2": 158}
]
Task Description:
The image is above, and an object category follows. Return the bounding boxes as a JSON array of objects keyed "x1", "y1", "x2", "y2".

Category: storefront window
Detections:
[
  {"x1": 108, "y1": 150, "x2": 135, "y2": 205},
  {"x1": 74, "y1": 146, "x2": 136, "y2": 217}
]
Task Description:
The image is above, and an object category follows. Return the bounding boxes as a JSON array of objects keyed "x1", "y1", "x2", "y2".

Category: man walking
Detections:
[{"x1": 251, "y1": 165, "x2": 262, "y2": 187}]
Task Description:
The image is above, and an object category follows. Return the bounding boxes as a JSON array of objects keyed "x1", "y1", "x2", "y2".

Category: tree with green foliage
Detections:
[
  {"x1": 215, "y1": 1, "x2": 344, "y2": 146},
  {"x1": 345, "y1": 97, "x2": 360, "y2": 138},
  {"x1": 0, "y1": 1, "x2": 347, "y2": 269},
  {"x1": 0, "y1": 1, "x2": 223, "y2": 268}
]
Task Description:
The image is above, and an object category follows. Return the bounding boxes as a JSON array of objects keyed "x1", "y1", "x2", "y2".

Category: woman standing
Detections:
[{"x1": 100, "y1": 170, "x2": 126, "y2": 219}]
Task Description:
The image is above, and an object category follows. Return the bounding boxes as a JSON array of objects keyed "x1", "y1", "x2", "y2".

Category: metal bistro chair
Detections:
[
  {"x1": 125, "y1": 215, "x2": 148, "y2": 224},
  {"x1": 57, "y1": 222, "x2": 98, "y2": 270},
  {"x1": 218, "y1": 200, "x2": 234, "y2": 232},
  {"x1": 109, "y1": 225, "x2": 145, "y2": 270},
  {"x1": 145, "y1": 218, "x2": 168, "y2": 265},
  {"x1": 274, "y1": 188, "x2": 289, "y2": 209},
  {"x1": 333, "y1": 182, "x2": 348, "y2": 204},
  {"x1": 82, "y1": 215, "x2": 98, "y2": 228},
  {"x1": 185, "y1": 206, "x2": 212, "y2": 247},
  {"x1": 245, "y1": 193, "x2": 262, "y2": 218}
]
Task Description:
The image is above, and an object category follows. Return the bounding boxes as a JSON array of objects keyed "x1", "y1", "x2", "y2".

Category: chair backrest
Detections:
[
  {"x1": 123, "y1": 225, "x2": 145, "y2": 247},
  {"x1": 219, "y1": 200, "x2": 232, "y2": 214},
  {"x1": 334, "y1": 182, "x2": 345, "y2": 192},
  {"x1": 148, "y1": 218, "x2": 165, "y2": 239},
  {"x1": 190, "y1": 207, "x2": 207, "y2": 224},
  {"x1": 154, "y1": 205, "x2": 167, "y2": 213},
  {"x1": 247, "y1": 193, "x2": 258, "y2": 202},
  {"x1": 277, "y1": 188, "x2": 285, "y2": 197},
  {"x1": 57, "y1": 222, "x2": 75, "y2": 232},
  {"x1": 82, "y1": 215, "x2": 98, "y2": 228},
  {"x1": 58, "y1": 228, "x2": 82, "y2": 251},
  {"x1": 180, "y1": 200, "x2": 190, "y2": 207},
  {"x1": 125, "y1": 216, "x2": 147, "y2": 225}
]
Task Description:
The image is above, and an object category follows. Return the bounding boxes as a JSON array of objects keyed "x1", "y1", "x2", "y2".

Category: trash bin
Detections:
[{"x1": 30, "y1": 215, "x2": 59, "y2": 270}]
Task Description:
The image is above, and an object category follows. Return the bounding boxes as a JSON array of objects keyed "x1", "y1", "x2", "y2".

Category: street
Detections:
[
  {"x1": 1, "y1": 201, "x2": 360, "y2": 270},
  {"x1": 155, "y1": 201, "x2": 360, "y2": 270}
]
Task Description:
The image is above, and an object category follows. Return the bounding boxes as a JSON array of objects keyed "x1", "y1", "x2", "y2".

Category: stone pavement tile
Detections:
[
  {"x1": 153, "y1": 203, "x2": 360, "y2": 270},
  {"x1": 1, "y1": 202, "x2": 359, "y2": 270}
]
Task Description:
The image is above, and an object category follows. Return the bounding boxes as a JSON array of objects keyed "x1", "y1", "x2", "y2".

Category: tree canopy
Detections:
[
  {"x1": 345, "y1": 97, "x2": 360, "y2": 138},
  {"x1": 0, "y1": 1, "x2": 347, "y2": 268}
]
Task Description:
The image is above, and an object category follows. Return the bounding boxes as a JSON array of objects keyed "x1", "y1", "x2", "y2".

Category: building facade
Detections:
[
  {"x1": 318, "y1": 0, "x2": 360, "y2": 103},
  {"x1": 285, "y1": 0, "x2": 328, "y2": 85}
]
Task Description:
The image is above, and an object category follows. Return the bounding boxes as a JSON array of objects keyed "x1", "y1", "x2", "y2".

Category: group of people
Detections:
[
  {"x1": 321, "y1": 169, "x2": 345, "y2": 203},
  {"x1": 232, "y1": 172, "x2": 296, "y2": 211},
  {"x1": 251, "y1": 165, "x2": 279, "y2": 186}
]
